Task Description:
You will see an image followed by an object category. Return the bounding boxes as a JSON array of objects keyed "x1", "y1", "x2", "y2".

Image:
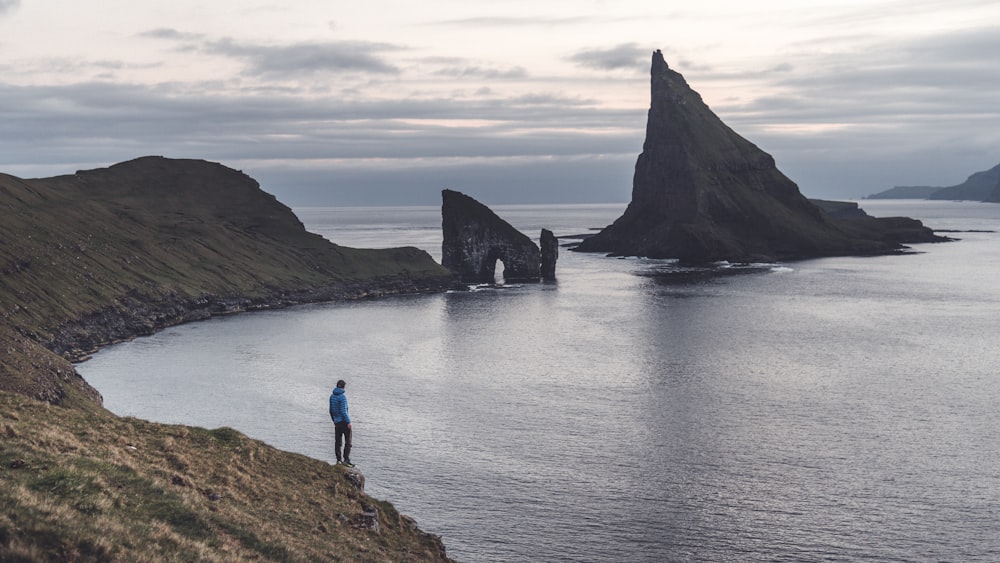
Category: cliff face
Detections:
[
  {"x1": 575, "y1": 51, "x2": 943, "y2": 262},
  {"x1": 441, "y1": 189, "x2": 549, "y2": 283}
]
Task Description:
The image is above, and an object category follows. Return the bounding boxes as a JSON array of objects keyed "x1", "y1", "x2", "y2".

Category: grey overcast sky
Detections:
[{"x1": 1, "y1": 0, "x2": 998, "y2": 205}]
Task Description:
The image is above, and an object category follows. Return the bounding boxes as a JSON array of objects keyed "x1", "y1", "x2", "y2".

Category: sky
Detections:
[{"x1": 1, "y1": 0, "x2": 999, "y2": 205}]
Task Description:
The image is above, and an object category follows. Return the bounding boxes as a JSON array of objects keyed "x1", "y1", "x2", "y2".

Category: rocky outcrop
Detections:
[
  {"x1": 575, "y1": 50, "x2": 946, "y2": 262},
  {"x1": 540, "y1": 229, "x2": 558, "y2": 281},
  {"x1": 441, "y1": 189, "x2": 556, "y2": 283}
]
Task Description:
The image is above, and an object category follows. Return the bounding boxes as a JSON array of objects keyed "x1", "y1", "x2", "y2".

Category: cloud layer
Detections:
[{"x1": 1, "y1": 2, "x2": 998, "y2": 204}]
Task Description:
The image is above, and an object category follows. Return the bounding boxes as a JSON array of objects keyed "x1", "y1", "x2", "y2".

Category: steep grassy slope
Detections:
[{"x1": 0, "y1": 392, "x2": 450, "y2": 562}]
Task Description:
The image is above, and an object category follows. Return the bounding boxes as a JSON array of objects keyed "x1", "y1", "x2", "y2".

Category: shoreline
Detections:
[{"x1": 55, "y1": 273, "x2": 462, "y2": 365}]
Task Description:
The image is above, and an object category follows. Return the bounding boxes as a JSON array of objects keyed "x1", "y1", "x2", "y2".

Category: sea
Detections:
[{"x1": 78, "y1": 200, "x2": 1000, "y2": 562}]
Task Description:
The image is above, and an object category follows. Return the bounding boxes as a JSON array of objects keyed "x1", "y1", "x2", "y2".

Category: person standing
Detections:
[{"x1": 329, "y1": 379, "x2": 353, "y2": 467}]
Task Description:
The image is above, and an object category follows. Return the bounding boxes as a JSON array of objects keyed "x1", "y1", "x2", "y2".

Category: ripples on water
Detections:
[{"x1": 79, "y1": 201, "x2": 1000, "y2": 562}]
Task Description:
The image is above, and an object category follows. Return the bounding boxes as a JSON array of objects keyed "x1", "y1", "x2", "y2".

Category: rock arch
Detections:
[{"x1": 441, "y1": 189, "x2": 551, "y2": 283}]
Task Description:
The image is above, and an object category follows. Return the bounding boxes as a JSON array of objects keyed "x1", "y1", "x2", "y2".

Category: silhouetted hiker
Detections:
[{"x1": 329, "y1": 379, "x2": 353, "y2": 467}]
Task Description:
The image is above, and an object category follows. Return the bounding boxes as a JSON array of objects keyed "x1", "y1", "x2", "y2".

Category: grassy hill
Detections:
[{"x1": 1, "y1": 156, "x2": 456, "y2": 561}]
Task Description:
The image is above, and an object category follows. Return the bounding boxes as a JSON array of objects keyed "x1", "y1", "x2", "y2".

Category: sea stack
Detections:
[
  {"x1": 540, "y1": 228, "x2": 558, "y2": 281},
  {"x1": 575, "y1": 50, "x2": 932, "y2": 262}
]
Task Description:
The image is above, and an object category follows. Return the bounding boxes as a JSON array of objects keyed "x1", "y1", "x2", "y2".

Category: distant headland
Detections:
[{"x1": 866, "y1": 161, "x2": 1000, "y2": 202}]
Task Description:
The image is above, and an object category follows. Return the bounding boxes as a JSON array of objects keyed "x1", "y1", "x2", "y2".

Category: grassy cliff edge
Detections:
[{"x1": 0, "y1": 393, "x2": 451, "y2": 561}]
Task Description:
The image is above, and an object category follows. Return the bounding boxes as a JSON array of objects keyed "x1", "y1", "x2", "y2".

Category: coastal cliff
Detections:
[
  {"x1": 575, "y1": 51, "x2": 946, "y2": 262},
  {"x1": 0, "y1": 156, "x2": 455, "y2": 560},
  {"x1": 2, "y1": 156, "x2": 456, "y2": 374}
]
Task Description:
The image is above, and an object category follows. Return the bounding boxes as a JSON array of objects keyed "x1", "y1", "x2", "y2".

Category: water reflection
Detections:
[{"x1": 78, "y1": 203, "x2": 1000, "y2": 561}]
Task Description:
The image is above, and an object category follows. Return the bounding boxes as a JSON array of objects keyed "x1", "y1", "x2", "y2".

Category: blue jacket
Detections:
[{"x1": 329, "y1": 387, "x2": 350, "y2": 424}]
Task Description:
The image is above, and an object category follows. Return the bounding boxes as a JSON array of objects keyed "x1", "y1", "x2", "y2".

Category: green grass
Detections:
[{"x1": 0, "y1": 392, "x2": 452, "y2": 561}]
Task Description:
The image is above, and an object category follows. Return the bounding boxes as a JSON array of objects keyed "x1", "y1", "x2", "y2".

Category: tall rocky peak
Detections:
[
  {"x1": 574, "y1": 50, "x2": 936, "y2": 262},
  {"x1": 441, "y1": 189, "x2": 556, "y2": 283}
]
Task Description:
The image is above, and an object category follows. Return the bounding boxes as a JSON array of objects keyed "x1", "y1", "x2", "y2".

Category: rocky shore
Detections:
[{"x1": 50, "y1": 274, "x2": 458, "y2": 363}]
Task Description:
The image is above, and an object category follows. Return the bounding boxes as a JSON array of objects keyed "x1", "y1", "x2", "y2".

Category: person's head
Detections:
[{"x1": 336, "y1": 379, "x2": 346, "y2": 389}]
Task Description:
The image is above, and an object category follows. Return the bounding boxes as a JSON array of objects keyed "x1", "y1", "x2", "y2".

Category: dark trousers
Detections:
[{"x1": 335, "y1": 421, "x2": 352, "y2": 463}]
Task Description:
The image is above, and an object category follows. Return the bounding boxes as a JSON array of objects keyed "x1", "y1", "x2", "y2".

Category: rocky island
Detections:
[
  {"x1": 442, "y1": 189, "x2": 557, "y2": 283},
  {"x1": 1, "y1": 156, "x2": 454, "y2": 561},
  {"x1": 575, "y1": 50, "x2": 947, "y2": 262}
]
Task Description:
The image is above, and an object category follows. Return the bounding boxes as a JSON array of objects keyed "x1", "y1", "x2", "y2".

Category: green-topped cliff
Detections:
[{"x1": 1, "y1": 156, "x2": 455, "y2": 560}]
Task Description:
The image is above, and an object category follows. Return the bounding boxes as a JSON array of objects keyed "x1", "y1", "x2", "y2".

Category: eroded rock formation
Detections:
[
  {"x1": 575, "y1": 50, "x2": 945, "y2": 262},
  {"x1": 442, "y1": 189, "x2": 556, "y2": 283},
  {"x1": 540, "y1": 229, "x2": 558, "y2": 281}
]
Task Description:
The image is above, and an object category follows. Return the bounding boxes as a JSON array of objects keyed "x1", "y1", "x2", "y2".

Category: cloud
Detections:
[
  {"x1": 141, "y1": 29, "x2": 403, "y2": 77},
  {"x1": 246, "y1": 154, "x2": 636, "y2": 206},
  {"x1": 430, "y1": 16, "x2": 597, "y2": 27},
  {"x1": 6, "y1": 13, "x2": 998, "y2": 205},
  {"x1": 728, "y1": 26, "x2": 1000, "y2": 124},
  {"x1": 0, "y1": 0, "x2": 19, "y2": 16},
  {"x1": 566, "y1": 43, "x2": 648, "y2": 72},
  {"x1": 203, "y1": 38, "x2": 403, "y2": 76},
  {"x1": 433, "y1": 64, "x2": 528, "y2": 80},
  {"x1": 138, "y1": 28, "x2": 205, "y2": 42},
  {"x1": 0, "y1": 80, "x2": 641, "y2": 205},
  {"x1": 0, "y1": 79, "x2": 644, "y2": 189}
]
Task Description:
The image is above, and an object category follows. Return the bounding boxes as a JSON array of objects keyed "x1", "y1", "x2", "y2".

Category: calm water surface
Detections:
[{"x1": 79, "y1": 201, "x2": 1000, "y2": 562}]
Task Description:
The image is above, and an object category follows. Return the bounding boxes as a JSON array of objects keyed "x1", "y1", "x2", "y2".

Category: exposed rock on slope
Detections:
[
  {"x1": 575, "y1": 50, "x2": 945, "y2": 262},
  {"x1": 441, "y1": 189, "x2": 556, "y2": 283}
]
